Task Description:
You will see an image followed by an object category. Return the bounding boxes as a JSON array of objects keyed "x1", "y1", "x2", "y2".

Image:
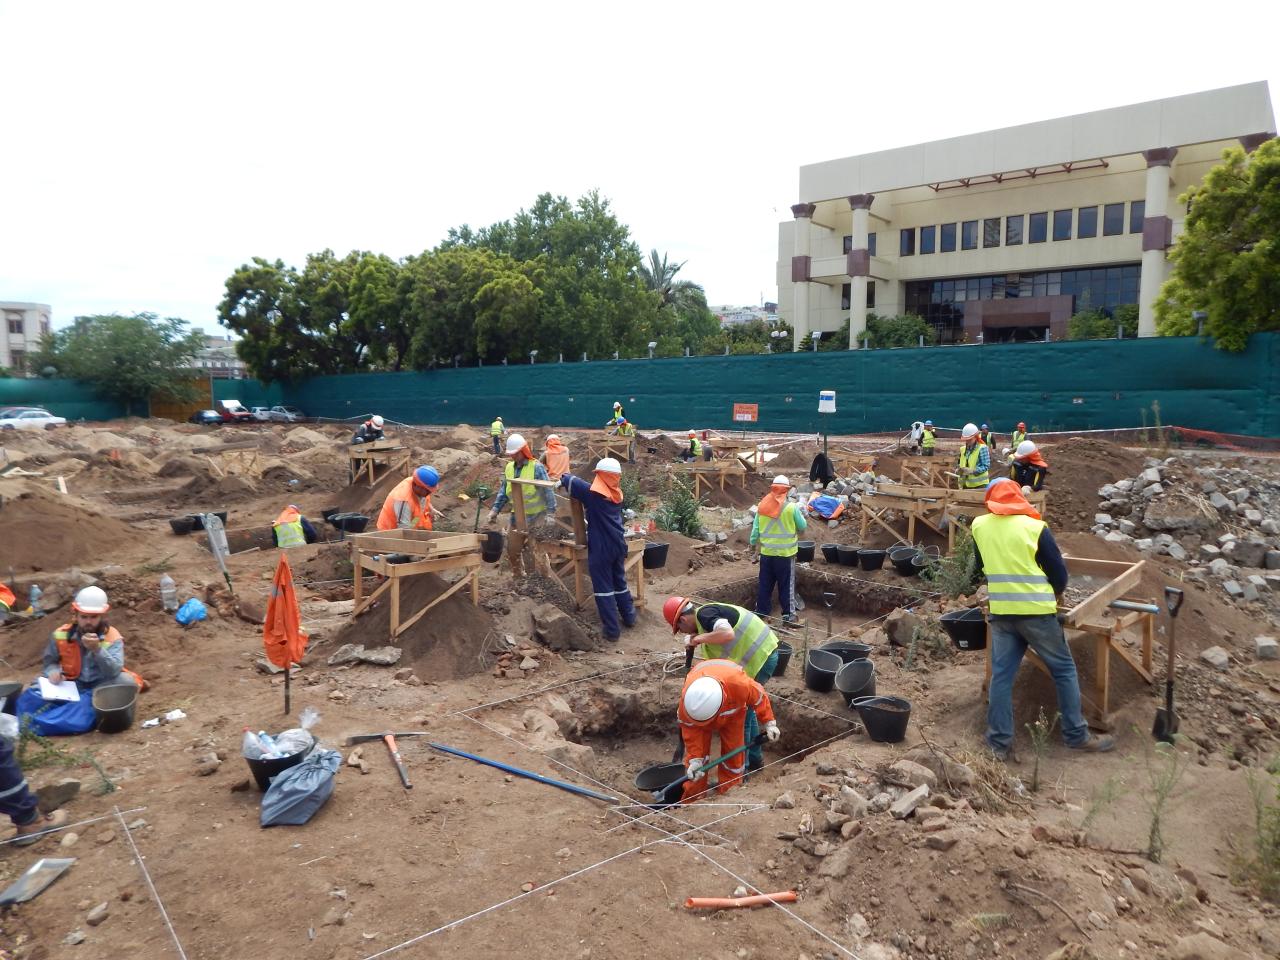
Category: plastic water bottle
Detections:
[
  {"x1": 159, "y1": 574, "x2": 178, "y2": 613},
  {"x1": 242, "y1": 728, "x2": 263, "y2": 760},
  {"x1": 28, "y1": 584, "x2": 41, "y2": 610},
  {"x1": 256, "y1": 731, "x2": 280, "y2": 758}
]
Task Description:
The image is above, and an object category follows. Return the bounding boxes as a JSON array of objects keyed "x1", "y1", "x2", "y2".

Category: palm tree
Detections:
[{"x1": 638, "y1": 249, "x2": 701, "y2": 310}]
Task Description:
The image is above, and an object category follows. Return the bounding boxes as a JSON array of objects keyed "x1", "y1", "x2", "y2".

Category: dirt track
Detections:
[{"x1": 0, "y1": 419, "x2": 1277, "y2": 960}]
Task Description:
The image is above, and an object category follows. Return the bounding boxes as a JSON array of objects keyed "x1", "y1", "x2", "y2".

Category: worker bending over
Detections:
[
  {"x1": 489, "y1": 416, "x2": 505, "y2": 456},
  {"x1": 1008, "y1": 440, "x2": 1049, "y2": 491},
  {"x1": 542, "y1": 434, "x2": 571, "y2": 481},
  {"x1": 957, "y1": 423, "x2": 990, "y2": 489},
  {"x1": 609, "y1": 418, "x2": 637, "y2": 463},
  {"x1": 351, "y1": 415, "x2": 385, "y2": 444},
  {"x1": 272, "y1": 504, "x2": 319, "y2": 547},
  {"x1": 377, "y1": 465, "x2": 441, "y2": 531},
  {"x1": 675, "y1": 658, "x2": 779, "y2": 801},
  {"x1": 751, "y1": 475, "x2": 806, "y2": 623},
  {"x1": 921, "y1": 420, "x2": 936, "y2": 456},
  {"x1": 560, "y1": 458, "x2": 636, "y2": 641},
  {"x1": 972, "y1": 479, "x2": 1112, "y2": 760},
  {"x1": 665, "y1": 596, "x2": 780, "y2": 773},
  {"x1": 488, "y1": 434, "x2": 556, "y2": 529}
]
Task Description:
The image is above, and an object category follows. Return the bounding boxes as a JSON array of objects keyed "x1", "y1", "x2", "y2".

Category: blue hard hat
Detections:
[
  {"x1": 415, "y1": 465, "x2": 440, "y2": 488},
  {"x1": 924, "y1": 420, "x2": 933, "y2": 426}
]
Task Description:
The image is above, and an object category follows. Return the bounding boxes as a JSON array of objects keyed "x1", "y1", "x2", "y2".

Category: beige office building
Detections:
[
  {"x1": 776, "y1": 82, "x2": 1275, "y2": 350},
  {"x1": 1, "y1": 301, "x2": 52, "y2": 376}
]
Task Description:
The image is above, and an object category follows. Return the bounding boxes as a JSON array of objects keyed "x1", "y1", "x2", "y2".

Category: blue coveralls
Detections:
[{"x1": 561, "y1": 475, "x2": 637, "y2": 640}]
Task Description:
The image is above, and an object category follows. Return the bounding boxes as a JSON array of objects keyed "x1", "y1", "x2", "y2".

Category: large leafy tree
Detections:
[
  {"x1": 1155, "y1": 139, "x2": 1280, "y2": 350},
  {"x1": 30, "y1": 313, "x2": 205, "y2": 415}
]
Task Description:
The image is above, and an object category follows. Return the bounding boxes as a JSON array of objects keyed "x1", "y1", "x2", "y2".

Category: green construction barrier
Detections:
[
  {"x1": 223, "y1": 332, "x2": 1279, "y2": 438},
  {"x1": 0, "y1": 379, "x2": 127, "y2": 421}
]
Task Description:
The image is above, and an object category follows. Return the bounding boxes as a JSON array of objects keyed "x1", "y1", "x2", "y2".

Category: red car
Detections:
[{"x1": 216, "y1": 400, "x2": 253, "y2": 423}]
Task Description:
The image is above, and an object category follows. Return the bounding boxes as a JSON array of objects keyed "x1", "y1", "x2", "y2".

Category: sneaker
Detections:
[
  {"x1": 1067, "y1": 734, "x2": 1115, "y2": 753},
  {"x1": 12, "y1": 809, "x2": 69, "y2": 847},
  {"x1": 987, "y1": 743, "x2": 1019, "y2": 763},
  {"x1": 781, "y1": 613, "x2": 798, "y2": 624}
]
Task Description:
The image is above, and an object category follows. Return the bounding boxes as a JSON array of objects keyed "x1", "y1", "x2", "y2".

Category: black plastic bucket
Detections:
[
  {"x1": 851, "y1": 696, "x2": 912, "y2": 743},
  {"x1": 0, "y1": 681, "x2": 23, "y2": 716},
  {"x1": 910, "y1": 554, "x2": 932, "y2": 577},
  {"x1": 941, "y1": 607, "x2": 988, "y2": 650},
  {"x1": 187, "y1": 511, "x2": 229, "y2": 531},
  {"x1": 821, "y1": 543, "x2": 840, "y2": 564},
  {"x1": 836, "y1": 544, "x2": 859, "y2": 566},
  {"x1": 481, "y1": 531, "x2": 505, "y2": 563},
  {"x1": 890, "y1": 546, "x2": 920, "y2": 575},
  {"x1": 795, "y1": 541, "x2": 816, "y2": 563},
  {"x1": 635, "y1": 762, "x2": 686, "y2": 806},
  {"x1": 820, "y1": 641, "x2": 872, "y2": 663},
  {"x1": 803, "y1": 649, "x2": 842, "y2": 693},
  {"x1": 835, "y1": 659, "x2": 877, "y2": 707},
  {"x1": 246, "y1": 742, "x2": 314, "y2": 792},
  {"x1": 321, "y1": 507, "x2": 339, "y2": 522},
  {"x1": 92, "y1": 683, "x2": 137, "y2": 734},
  {"x1": 331, "y1": 513, "x2": 371, "y2": 534},
  {"x1": 858, "y1": 548, "x2": 887, "y2": 571},
  {"x1": 168, "y1": 516, "x2": 195, "y2": 536},
  {"x1": 773, "y1": 640, "x2": 793, "y2": 677},
  {"x1": 643, "y1": 542, "x2": 669, "y2": 569}
]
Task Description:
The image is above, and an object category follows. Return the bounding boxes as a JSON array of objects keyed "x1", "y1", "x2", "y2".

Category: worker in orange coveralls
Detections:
[{"x1": 676, "y1": 658, "x2": 779, "y2": 802}]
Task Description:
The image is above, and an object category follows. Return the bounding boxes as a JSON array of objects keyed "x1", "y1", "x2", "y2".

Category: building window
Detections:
[
  {"x1": 1053, "y1": 209, "x2": 1072, "y2": 241},
  {"x1": 6, "y1": 317, "x2": 21, "y2": 335},
  {"x1": 868, "y1": 232, "x2": 876, "y2": 256},
  {"x1": 1028, "y1": 212, "x2": 1047, "y2": 243},
  {"x1": 982, "y1": 218, "x2": 1000, "y2": 248},
  {"x1": 843, "y1": 235, "x2": 852, "y2": 254},
  {"x1": 1078, "y1": 206, "x2": 1098, "y2": 238},
  {"x1": 939, "y1": 223, "x2": 956, "y2": 253},
  {"x1": 961, "y1": 220, "x2": 978, "y2": 250},
  {"x1": 920, "y1": 225, "x2": 936, "y2": 255},
  {"x1": 1130, "y1": 200, "x2": 1145, "y2": 234},
  {"x1": 899, "y1": 228, "x2": 915, "y2": 257},
  {"x1": 9, "y1": 350, "x2": 24, "y2": 373},
  {"x1": 867, "y1": 280, "x2": 876, "y2": 309},
  {"x1": 841, "y1": 283, "x2": 851, "y2": 310},
  {"x1": 1006, "y1": 215, "x2": 1024, "y2": 246},
  {"x1": 1103, "y1": 202, "x2": 1124, "y2": 236}
]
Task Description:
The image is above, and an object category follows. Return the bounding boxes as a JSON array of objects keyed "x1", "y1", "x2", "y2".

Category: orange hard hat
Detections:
[
  {"x1": 1017, "y1": 421, "x2": 1026, "y2": 430},
  {"x1": 663, "y1": 596, "x2": 692, "y2": 633}
]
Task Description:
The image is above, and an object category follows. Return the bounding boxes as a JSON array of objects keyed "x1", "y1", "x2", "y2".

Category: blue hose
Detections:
[{"x1": 426, "y1": 741, "x2": 618, "y2": 803}]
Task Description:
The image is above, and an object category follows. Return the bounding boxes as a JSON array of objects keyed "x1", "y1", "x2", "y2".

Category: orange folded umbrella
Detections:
[{"x1": 264, "y1": 553, "x2": 309, "y2": 715}]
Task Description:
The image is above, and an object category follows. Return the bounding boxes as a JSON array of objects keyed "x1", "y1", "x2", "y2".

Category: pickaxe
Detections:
[{"x1": 344, "y1": 732, "x2": 430, "y2": 790}]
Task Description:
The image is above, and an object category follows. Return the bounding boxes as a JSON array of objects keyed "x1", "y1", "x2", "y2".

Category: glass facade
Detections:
[
  {"x1": 1053, "y1": 209, "x2": 1072, "y2": 241},
  {"x1": 920, "y1": 224, "x2": 936, "y2": 255},
  {"x1": 1028, "y1": 212, "x2": 1047, "y2": 243},
  {"x1": 1078, "y1": 206, "x2": 1098, "y2": 238},
  {"x1": 1130, "y1": 201, "x2": 1145, "y2": 234},
  {"x1": 983, "y1": 218, "x2": 1000, "y2": 248},
  {"x1": 961, "y1": 220, "x2": 978, "y2": 250},
  {"x1": 1006, "y1": 214, "x2": 1023, "y2": 246},
  {"x1": 1103, "y1": 203, "x2": 1124, "y2": 235},
  {"x1": 939, "y1": 223, "x2": 956, "y2": 252},
  {"x1": 904, "y1": 263, "x2": 1141, "y2": 343}
]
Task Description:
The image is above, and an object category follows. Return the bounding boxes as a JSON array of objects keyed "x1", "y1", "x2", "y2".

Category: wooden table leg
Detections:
[
  {"x1": 352, "y1": 543, "x2": 363, "y2": 609},
  {"x1": 1142, "y1": 611, "x2": 1154, "y2": 674},
  {"x1": 470, "y1": 567, "x2": 479, "y2": 606},
  {"x1": 390, "y1": 574, "x2": 401, "y2": 639},
  {"x1": 1095, "y1": 629, "x2": 1111, "y2": 719}
]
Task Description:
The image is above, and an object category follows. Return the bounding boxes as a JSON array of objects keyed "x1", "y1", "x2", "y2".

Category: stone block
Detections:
[
  {"x1": 890, "y1": 784, "x2": 930, "y2": 819},
  {"x1": 1199, "y1": 544, "x2": 1221, "y2": 558},
  {"x1": 1243, "y1": 509, "x2": 1264, "y2": 524},
  {"x1": 1119, "y1": 519, "x2": 1137, "y2": 535},
  {"x1": 1266, "y1": 550, "x2": 1280, "y2": 570},
  {"x1": 1222, "y1": 580, "x2": 1243, "y2": 598},
  {"x1": 889, "y1": 759, "x2": 937, "y2": 790},
  {"x1": 1227, "y1": 487, "x2": 1250, "y2": 504},
  {"x1": 1200, "y1": 646, "x2": 1230, "y2": 670},
  {"x1": 1209, "y1": 492, "x2": 1232, "y2": 511},
  {"x1": 1167, "y1": 543, "x2": 1188, "y2": 561},
  {"x1": 1142, "y1": 467, "x2": 1162, "y2": 485},
  {"x1": 1094, "y1": 513, "x2": 1113, "y2": 527},
  {"x1": 1104, "y1": 531, "x2": 1132, "y2": 544},
  {"x1": 1209, "y1": 558, "x2": 1231, "y2": 577},
  {"x1": 1255, "y1": 636, "x2": 1278, "y2": 661},
  {"x1": 1224, "y1": 539, "x2": 1268, "y2": 568}
]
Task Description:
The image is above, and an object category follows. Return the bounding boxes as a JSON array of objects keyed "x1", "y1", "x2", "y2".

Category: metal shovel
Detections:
[
  {"x1": 652, "y1": 733, "x2": 767, "y2": 807},
  {"x1": 1152, "y1": 586, "x2": 1184, "y2": 743},
  {"x1": 823, "y1": 591, "x2": 836, "y2": 640}
]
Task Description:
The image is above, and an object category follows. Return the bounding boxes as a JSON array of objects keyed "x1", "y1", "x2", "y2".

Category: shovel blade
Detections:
[{"x1": 1152, "y1": 708, "x2": 1179, "y2": 743}]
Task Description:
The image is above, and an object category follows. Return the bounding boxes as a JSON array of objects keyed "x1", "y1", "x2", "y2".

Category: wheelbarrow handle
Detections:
[{"x1": 1163, "y1": 586, "x2": 1184, "y2": 617}]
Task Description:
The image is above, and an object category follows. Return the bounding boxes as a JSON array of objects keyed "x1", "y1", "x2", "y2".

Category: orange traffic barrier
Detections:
[{"x1": 684, "y1": 890, "x2": 798, "y2": 910}]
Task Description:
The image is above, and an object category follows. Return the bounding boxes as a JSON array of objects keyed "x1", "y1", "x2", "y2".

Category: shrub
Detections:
[{"x1": 654, "y1": 476, "x2": 703, "y2": 538}]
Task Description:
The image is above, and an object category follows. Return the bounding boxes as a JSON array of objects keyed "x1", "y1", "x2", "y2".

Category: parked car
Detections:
[
  {"x1": 216, "y1": 399, "x2": 253, "y2": 423},
  {"x1": 0, "y1": 406, "x2": 40, "y2": 418},
  {"x1": 0, "y1": 408, "x2": 67, "y2": 430},
  {"x1": 189, "y1": 409, "x2": 222, "y2": 426},
  {"x1": 268, "y1": 405, "x2": 305, "y2": 423},
  {"x1": 249, "y1": 406, "x2": 272, "y2": 422}
]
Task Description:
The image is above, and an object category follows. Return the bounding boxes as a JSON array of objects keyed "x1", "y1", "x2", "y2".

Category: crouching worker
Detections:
[
  {"x1": 272, "y1": 504, "x2": 319, "y2": 548},
  {"x1": 676, "y1": 658, "x2": 779, "y2": 802},
  {"x1": 16, "y1": 587, "x2": 143, "y2": 736}
]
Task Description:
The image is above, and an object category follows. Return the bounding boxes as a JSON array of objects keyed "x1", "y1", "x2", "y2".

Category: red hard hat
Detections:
[{"x1": 663, "y1": 596, "x2": 690, "y2": 633}]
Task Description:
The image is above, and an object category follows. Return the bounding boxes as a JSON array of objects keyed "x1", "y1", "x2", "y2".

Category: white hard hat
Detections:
[
  {"x1": 683, "y1": 676, "x2": 724, "y2": 722},
  {"x1": 961, "y1": 423, "x2": 979, "y2": 439},
  {"x1": 613, "y1": 401, "x2": 622, "y2": 408},
  {"x1": 505, "y1": 434, "x2": 526, "y2": 454},
  {"x1": 596, "y1": 457, "x2": 622, "y2": 474},
  {"x1": 546, "y1": 433, "x2": 559, "y2": 443},
  {"x1": 371, "y1": 415, "x2": 384, "y2": 427},
  {"x1": 73, "y1": 585, "x2": 110, "y2": 615},
  {"x1": 1015, "y1": 440, "x2": 1037, "y2": 458},
  {"x1": 688, "y1": 430, "x2": 696, "y2": 437},
  {"x1": 772, "y1": 475, "x2": 790, "y2": 486}
]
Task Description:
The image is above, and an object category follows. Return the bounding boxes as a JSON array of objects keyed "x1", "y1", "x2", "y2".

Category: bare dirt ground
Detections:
[{"x1": 0, "y1": 420, "x2": 1277, "y2": 960}]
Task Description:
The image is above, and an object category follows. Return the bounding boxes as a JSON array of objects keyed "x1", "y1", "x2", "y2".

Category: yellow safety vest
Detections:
[
  {"x1": 689, "y1": 438, "x2": 702, "y2": 457},
  {"x1": 757, "y1": 504, "x2": 799, "y2": 557},
  {"x1": 958, "y1": 443, "x2": 989, "y2": 489},
  {"x1": 694, "y1": 604, "x2": 778, "y2": 679},
  {"x1": 1011, "y1": 430, "x2": 1027, "y2": 448},
  {"x1": 504, "y1": 459, "x2": 546, "y2": 518},
  {"x1": 618, "y1": 422, "x2": 635, "y2": 438},
  {"x1": 922, "y1": 428, "x2": 936, "y2": 449},
  {"x1": 274, "y1": 519, "x2": 306, "y2": 549},
  {"x1": 970, "y1": 513, "x2": 1058, "y2": 615},
  {"x1": 490, "y1": 420, "x2": 504, "y2": 437}
]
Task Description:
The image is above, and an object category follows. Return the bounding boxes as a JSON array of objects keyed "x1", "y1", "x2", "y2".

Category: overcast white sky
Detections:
[{"x1": 1, "y1": 1, "x2": 1276, "y2": 330}]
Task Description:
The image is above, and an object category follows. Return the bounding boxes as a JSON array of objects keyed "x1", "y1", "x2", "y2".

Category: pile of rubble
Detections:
[{"x1": 1092, "y1": 456, "x2": 1280, "y2": 605}]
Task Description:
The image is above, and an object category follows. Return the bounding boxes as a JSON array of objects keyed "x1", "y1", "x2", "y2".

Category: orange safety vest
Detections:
[
  {"x1": 677, "y1": 659, "x2": 776, "y2": 729},
  {"x1": 54, "y1": 623, "x2": 148, "y2": 690},
  {"x1": 0, "y1": 584, "x2": 14, "y2": 613},
  {"x1": 377, "y1": 476, "x2": 433, "y2": 531}
]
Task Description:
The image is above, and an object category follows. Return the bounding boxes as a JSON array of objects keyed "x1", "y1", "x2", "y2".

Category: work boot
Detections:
[
  {"x1": 604, "y1": 634, "x2": 620, "y2": 643},
  {"x1": 781, "y1": 613, "x2": 798, "y2": 625},
  {"x1": 1067, "y1": 734, "x2": 1115, "y2": 753},
  {"x1": 986, "y1": 742, "x2": 1019, "y2": 764},
  {"x1": 12, "y1": 809, "x2": 69, "y2": 847}
]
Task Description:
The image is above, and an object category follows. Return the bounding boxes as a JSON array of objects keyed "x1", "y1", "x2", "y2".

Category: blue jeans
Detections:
[
  {"x1": 744, "y1": 649, "x2": 780, "y2": 768},
  {"x1": 986, "y1": 614, "x2": 1089, "y2": 752}
]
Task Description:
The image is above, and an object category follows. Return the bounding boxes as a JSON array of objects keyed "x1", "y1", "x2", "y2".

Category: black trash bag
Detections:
[
  {"x1": 260, "y1": 748, "x2": 341, "y2": 827},
  {"x1": 809, "y1": 452, "x2": 835, "y2": 488}
]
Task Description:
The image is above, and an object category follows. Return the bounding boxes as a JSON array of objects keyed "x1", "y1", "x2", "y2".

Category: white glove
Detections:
[
  {"x1": 686, "y1": 757, "x2": 706, "y2": 780},
  {"x1": 764, "y1": 721, "x2": 780, "y2": 742}
]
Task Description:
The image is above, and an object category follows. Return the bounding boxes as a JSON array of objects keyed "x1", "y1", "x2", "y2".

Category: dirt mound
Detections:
[
  {"x1": 0, "y1": 485, "x2": 142, "y2": 573},
  {"x1": 281, "y1": 426, "x2": 330, "y2": 448},
  {"x1": 179, "y1": 473, "x2": 258, "y2": 503},
  {"x1": 1043, "y1": 437, "x2": 1146, "y2": 528},
  {"x1": 424, "y1": 424, "x2": 486, "y2": 451},
  {"x1": 157, "y1": 456, "x2": 213, "y2": 478},
  {"x1": 765, "y1": 444, "x2": 815, "y2": 471},
  {"x1": 328, "y1": 467, "x2": 402, "y2": 515},
  {"x1": 329, "y1": 572, "x2": 492, "y2": 680}
]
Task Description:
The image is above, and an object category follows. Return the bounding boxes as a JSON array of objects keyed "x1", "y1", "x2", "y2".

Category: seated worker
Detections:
[
  {"x1": 16, "y1": 586, "x2": 142, "y2": 736},
  {"x1": 542, "y1": 434, "x2": 571, "y2": 482},
  {"x1": 271, "y1": 504, "x2": 319, "y2": 548},
  {"x1": 351, "y1": 415, "x2": 386, "y2": 444},
  {"x1": 487, "y1": 434, "x2": 557, "y2": 531},
  {"x1": 680, "y1": 430, "x2": 704, "y2": 463},
  {"x1": 1008, "y1": 440, "x2": 1049, "y2": 491},
  {"x1": 377, "y1": 465, "x2": 441, "y2": 531},
  {"x1": 0, "y1": 735, "x2": 69, "y2": 845}
]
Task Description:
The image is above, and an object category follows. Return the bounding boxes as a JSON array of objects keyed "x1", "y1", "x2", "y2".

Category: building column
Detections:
[
  {"x1": 1137, "y1": 148, "x2": 1177, "y2": 338},
  {"x1": 846, "y1": 194, "x2": 875, "y2": 348},
  {"x1": 789, "y1": 203, "x2": 816, "y2": 351}
]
